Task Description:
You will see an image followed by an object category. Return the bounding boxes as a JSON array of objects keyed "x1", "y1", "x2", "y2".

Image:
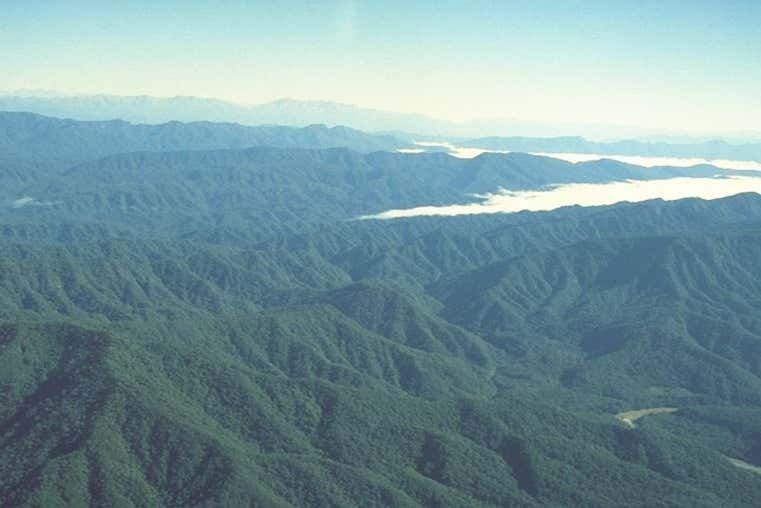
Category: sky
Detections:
[{"x1": 1, "y1": 0, "x2": 760, "y2": 135}]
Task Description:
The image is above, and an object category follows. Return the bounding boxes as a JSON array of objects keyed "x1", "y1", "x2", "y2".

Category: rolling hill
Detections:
[
  {"x1": 0, "y1": 111, "x2": 408, "y2": 163},
  {"x1": 3, "y1": 115, "x2": 761, "y2": 506}
]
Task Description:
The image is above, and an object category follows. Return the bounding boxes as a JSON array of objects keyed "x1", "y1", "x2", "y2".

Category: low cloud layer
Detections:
[
  {"x1": 530, "y1": 152, "x2": 761, "y2": 172},
  {"x1": 362, "y1": 176, "x2": 761, "y2": 219},
  {"x1": 11, "y1": 196, "x2": 61, "y2": 208},
  {"x1": 401, "y1": 142, "x2": 761, "y2": 171}
]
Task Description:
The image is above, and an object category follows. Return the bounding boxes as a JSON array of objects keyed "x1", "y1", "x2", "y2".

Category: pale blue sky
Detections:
[{"x1": 1, "y1": 1, "x2": 760, "y2": 133}]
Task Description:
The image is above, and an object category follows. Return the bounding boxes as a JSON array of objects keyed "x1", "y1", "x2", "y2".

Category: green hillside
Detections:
[{"x1": 3, "y1": 131, "x2": 761, "y2": 506}]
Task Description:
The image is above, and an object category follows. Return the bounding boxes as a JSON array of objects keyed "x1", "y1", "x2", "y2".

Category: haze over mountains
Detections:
[
  {"x1": 0, "y1": 111, "x2": 407, "y2": 162},
  {"x1": 4, "y1": 91, "x2": 761, "y2": 145},
  {"x1": 0, "y1": 92, "x2": 536, "y2": 137},
  {"x1": 461, "y1": 137, "x2": 761, "y2": 165},
  {"x1": 5, "y1": 112, "x2": 761, "y2": 233},
  {"x1": 5, "y1": 92, "x2": 761, "y2": 169}
]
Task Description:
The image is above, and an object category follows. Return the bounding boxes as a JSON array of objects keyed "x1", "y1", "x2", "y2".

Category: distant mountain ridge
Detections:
[
  {"x1": 0, "y1": 111, "x2": 408, "y2": 162},
  {"x1": 6, "y1": 91, "x2": 759, "y2": 141},
  {"x1": 0, "y1": 93, "x2": 461, "y2": 135},
  {"x1": 462, "y1": 136, "x2": 761, "y2": 163},
  {"x1": 4, "y1": 93, "x2": 761, "y2": 162}
]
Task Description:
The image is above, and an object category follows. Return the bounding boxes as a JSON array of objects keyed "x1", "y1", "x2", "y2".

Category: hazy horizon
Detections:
[
  {"x1": 2, "y1": 1, "x2": 760, "y2": 138},
  {"x1": 3, "y1": 88, "x2": 761, "y2": 142}
]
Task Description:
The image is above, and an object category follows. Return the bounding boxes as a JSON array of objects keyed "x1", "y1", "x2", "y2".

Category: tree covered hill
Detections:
[
  {"x1": 3, "y1": 122, "x2": 761, "y2": 506},
  {"x1": 4, "y1": 144, "x2": 755, "y2": 244},
  {"x1": 0, "y1": 111, "x2": 409, "y2": 163},
  {"x1": 3, "y1": 318, "x2": 761, "y2": 507}
]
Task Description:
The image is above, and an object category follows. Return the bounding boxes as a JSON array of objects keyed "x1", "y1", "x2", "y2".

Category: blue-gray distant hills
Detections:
[
  {"x1": 462, "y1": 136, "x2": 761, "y2": 163},
  {"x1": 0, "y1": 93, "x2": 460, "y2": 136},
  {"x1": 0, "y1": 92, "x2": 550, "y2": 137},
  {"x1": 3, "y1": 92, "x2": 761, "y2": 160},
  {"x1": 0, "y1": 111, "x2": 408, "y2": 161}
]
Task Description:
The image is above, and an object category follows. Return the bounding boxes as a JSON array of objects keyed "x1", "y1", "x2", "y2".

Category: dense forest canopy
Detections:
[{"x1": 2, "y1": 113, "x2": 761, "y2": 507}]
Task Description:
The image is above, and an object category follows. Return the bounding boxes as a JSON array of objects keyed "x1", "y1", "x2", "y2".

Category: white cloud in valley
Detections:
[
  {"x1": 362, "y1": 176, "x2": 761, "y2": 219},
  {"x1": 11, "y1": 197, "x2": 61, "y2": 209},
  {"x1": 402, "y1": 142, "x2": 761, "y2": 172},
  {"x1": 530, "y1": 153, "x2": 761, "y2": 172}
]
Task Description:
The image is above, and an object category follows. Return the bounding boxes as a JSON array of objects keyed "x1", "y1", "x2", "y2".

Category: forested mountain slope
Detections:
[
  {"x1": 0, "y1": 111, "x2": 408, "y2": 162},
  {"x1": 3, "y1": 124, "x2": 761, "y2": 506},
  {"x1": 4, "y1": 145, "x2": 754, "y2": 244}
]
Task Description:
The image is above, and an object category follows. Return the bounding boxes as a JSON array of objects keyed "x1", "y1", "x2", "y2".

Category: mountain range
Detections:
[
  {"x1": 0, "y1": 93, "x2": 516, "y2": 137},
  {"x1": 2, "y1": 110, "x2": 761, "y2": 506},
  {"x1": 461, "y1": 136, "x2": 761, "y2": 163},
  {"x1": 0, "y1": 111, "x2": 408, "y2": 163},
  {"x1": 4, "y1": 91, "x2": 760, "y2": 142},
  {"x1": 4, "y1": 113, "x2": 756, "y2": 245}
]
